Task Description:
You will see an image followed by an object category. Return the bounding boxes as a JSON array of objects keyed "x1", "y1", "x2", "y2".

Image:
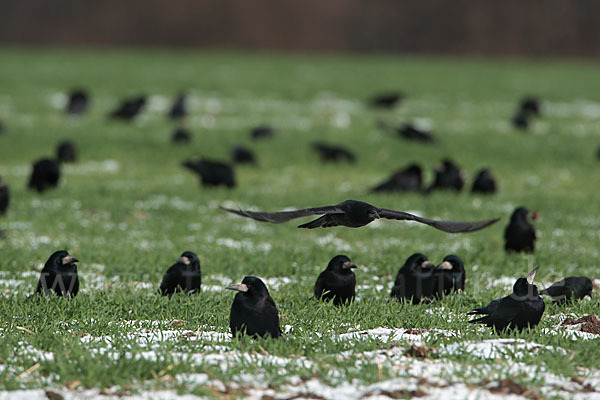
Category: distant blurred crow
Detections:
[
  {"x1": 251, "y1": 125, "x2": 274, "y2": 140},
  {"x1": 427, "y1": 159, "x2": 464, "y2": 192},
  {"x1": 519, "y1": 96, "x2": 541, "y2": 116},
  {"x1": 171, "y1": 127, "x2": 192, "y2": 143},
  {"x1": 312, "y1": 142, "x2": 355, "y2": 163},
  {"x1": 66, "y1": 89, "x2": 89, "y2": 115},
  {"x1": 371, "y1": 163, "x2": 422, "y2": 193},
  {"x1": 168, "y1": 93, "x2": 187, "y2": 120},
  {"x1": 398, "y1": 124, "x2": 434, "y2": 143},
  {"x1": 110, "y1": 95, "x2": 146, "y2": 120},
  {"x1": 0, "y1": 178, "x2": 9, "y2": 215},
  {"x1": 230, "y1": 145, "x2": 256, "y2": 165},
  {"x1": 28, "y1": 158, "x2": 61, "y2": 193},
  {"x1": 56, "y1": 141, "x2": 77, "y2": 163},
  {"x1": 369, "y1": 92, "x2": 403, "y2": 109},
  {"x1": 182, "y1": 159, "x2": 236, "y2": 188},
  {"x1": 512, "y1": 111, "x2": 529, "y2": 130},
  {"x1": 471, "y1": 168, "x2": 497, "y2": 194},
  {"x1": 504, "y1": 207, "x2": 538, "y2": 253}
]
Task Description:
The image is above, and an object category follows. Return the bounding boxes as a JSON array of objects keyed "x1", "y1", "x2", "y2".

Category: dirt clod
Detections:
[
  {"x1": 404, "y1": 344, "x2": 434, "y2": 358},
  {"x1": 488, "y1": 379, "x2": 541, "y2": 400},
  {"x1": 45, "y1": 391, "x2": 64, "y2": 400},
  {"x1": 562, "y1": 315, "x2": 600, "y2": 334}
]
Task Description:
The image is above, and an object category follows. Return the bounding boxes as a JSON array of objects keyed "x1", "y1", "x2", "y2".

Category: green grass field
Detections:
[{"x1": 0, "y1": 48, "x2": 599, "y2": 399}]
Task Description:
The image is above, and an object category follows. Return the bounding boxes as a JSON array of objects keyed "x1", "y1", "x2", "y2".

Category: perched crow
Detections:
[
  {"x1": 504, "y1": 207, "x2": 537, "y2": 253},
  {"x1": 519, "y1": 96, "x2": 541, "y2": 116},
  {"x1": 468, "y1": 267, "x2": 545, "y2": 332},
  {"x1": 158, "y1": 251, "x2": 201, "y2": 298},
  {"x1": 391, "y1": 253, "x2": 435, "y2": 304},
  {"x1": 56, "y1": 141, "x2": 77, "y2": 163},
  {"x1": 427, "y1": 159, "x2": 464, "y2": 192},
  {"x1": 28, "y1": 158, "x2": 61, "y2": 193},
  {"x1": 512, "y1": 112, "x2": 530, "y2": 130},
  {"x1": 370, "y1": 92, "x2": 403, "y2": 109},
  {"x1": 312, "y1": 142, "x2": 356, "y2": 163},
  {"x1": 168, "y1": 93, "x2": 187, "y2": 120},
  {"x1": 541, "y1": 277, "x2": 593, "y2": 303},
  {"x1": 110, "y1": 95, "x2": 146, "y2": 120},
  {"x1": 371, "y1": 163, "x2": 422, "y2": 193},
  {"x1": 66, "y1": 89, "x2": 88, "y2": 115},
  {"x1": 36, "y1": 250, "x2": 80, "y2": 298},
  {"x1": 399, "y1": 124, "x2": 434, "y2": 143},
  {"x1": 433, "y1": 255, "x2": 465, "y2": 298},
  {"x1": 314, "y1": 255, "x2": 357, "y2": 306},
  {"x1": 230, "y1": 145, "x2": 256, "y2": 165},
  {"x1": 251, "y1": 125, "x2": 274, "y2": 140},
  {"x1": 0, "y1": 178, "x2": 8, "y2": 215},
  {"x1": 471, "y1": 168, "x2": 497, "y2": 194},
  {"x1": 183, "y1": 159, "x2": 235, "y2": 188},
  {"x1": 221, "y1": 199, "x2": 498, "y2": 232},
  {"x1": 227, "y1": 276, "x2": 281, "y2": 338},
  {"x1": 171, "y1": 127, "x2": 192, "y2": 143}
]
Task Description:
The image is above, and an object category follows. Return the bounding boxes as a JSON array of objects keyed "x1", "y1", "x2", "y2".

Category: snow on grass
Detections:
[{"x1": 441, "y1": 338, "x2": 566, "y2": 359}]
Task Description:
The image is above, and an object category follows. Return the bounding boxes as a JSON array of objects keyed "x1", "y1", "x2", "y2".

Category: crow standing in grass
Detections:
[
  {"x1": 314, "y1": 255, "x2": 357, "y2": 306},
  {"x1": 391, "y1": 253, "x2": 436, "y2": 304},
  {"x1": 541, "y1": 277, "x2": 593, "y2": 303},
  {"x1": 158, "y1": 251, "x2": 201, "y2": 298},
  {"x1": 230, "y1": 145, "x2": 257, "y2": 165},
  {"x1": 168, "y1": 93, "x2": 187, "y2": 120},
  {"x1": 504, "y1": 207, "x2": 537, "y2": 253},
  {"x1": 427, "y1": 159, "x2": 464, "y2": 192},
  {"x1": 36, "y1": 250, "x2": 80, "y2": 298},
  {"x1": 471, "y1": 168, "x2": 497, "y2": 194},
  {"x1": 371, "y1": 163, "x2": 422, "y2": 192},
  {"x1": 432, "y1": 255, "x2": 465, "y2": 298},
  {"x1": 171, "y1": 127, "x2": 192, "y2": 143},
  {"x1": 251, "y1": 125, "x2": 274, "y2": 140},
  {"x1": 182, "y1": 159, "x2": 236, "y2": 188},
  {"x1": 312, "y1": 142, "x2": 356, "y2": 163},
  {"x1": 66, "y1": 89, "x2": 89, "y2": 115},
  {"x1": 110, "y1": 95, "x2": 146, "y2": 120},
  {"x1": 56, "y1": 141, "x2": 77, "y2": 163},
  {"x1": 512, "y1": 96, "x2": 541, "y2": 130},
  {"x1": 468, "y1": 267, "x2": 545, "y2": 332},
  {"x1": 28, "y1": 158, "x2": 61, "y2": 193},
  {"x1": 227, "y1": 276, "x2": 281, "y2": 338},
  {"x1": 0, "y1": 178, "x2": 9, "y2": 215},
  {"x1": 398, "y1": 124, "x2": 434, "y2": 143},
  {"x1": 222, "y1": 200, "x2": 498, "y2": 232},
  {"x1": 369, "y1": 92, "x2": 403, "y2": 109}
]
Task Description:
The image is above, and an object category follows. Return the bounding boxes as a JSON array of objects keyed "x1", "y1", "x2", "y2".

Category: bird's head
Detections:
[
  {"x1": 405, "y1": 253, "x2": 435, "y2": 271},
  {"x1": 512, "y1": 207, "x2": 539, "y2": 222},
  {"x1": 513, "y1": 267, "x2": 540, "y2": 298},
  {"x1": 177, "y1": 251, "x2": 199, "y2": 267},
  {"x1": 226, "y1": 276, "x2": 270, "y2": 298},
  {"x1": 436, "y1": 255, "x2": 464, "y2": 273},
  {"x1": 48, "y1": 250, "x2": 78, "y2": 269},
  {"x1": 584, "y1": 278, "x2": 594, "y2": 299},
  {"x1": 368, "y1": 209, "x2": 380, "y2": 220},
  {"x1": 327, "y1": 255, "x2": 357, "y2": 272}
]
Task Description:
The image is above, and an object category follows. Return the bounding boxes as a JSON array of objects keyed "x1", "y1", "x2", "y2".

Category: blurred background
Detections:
[{"x1": 2, "y1": 0, "x2": 599, "y2": 57}]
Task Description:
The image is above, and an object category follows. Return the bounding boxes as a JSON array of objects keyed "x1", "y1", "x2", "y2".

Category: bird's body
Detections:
[
  {"x1": 183, "y1": 159, "x2": 235, "y2": 188},
  {"x1": 468, "y1": 268, "x2": 545, "y2": 332},
  {"x1": 428, "y1": 159, "x2": 464, "y2": 192},
  {"x1": 221, "y1": 199, "x2": 498, "y2": 233},
  {"x1": 168, "y1": 94, "x2": 187, "y2": 120},
  {"x1": 370, "y1": 92, "x2": 403, "y2": 108},
  {"x1": 371, "y1": 163, "x2": 422, "y2": 192},
  {"x1": 251, "y1": 125, "x2": 274, "y2": 140},
  {"x1": 314, "y1": 255, "x2": 357, "y2": 306},
  {"x1": 312, "y1": 143, "x2": 356, "y2": 163},
  {"x1": 36, "y1": 250, "x2": 80, "y2": 298},
  {"x1": 231, "y1": 145, "x2": 257, "y2": 165},
  {"x1": 0, "y1": 178, "x2": 9, "y2": 215},
  {"x1": 28, "y1": 158, "x2": 61, "y2": 193},
  {"x1": 540, "y1": 276, "x2": 593, "y2": 303},
  {"x1": 519, "y1": 97, "x2": 541, "y2": 116},
  {"x1": 399, "y1": 124, "x2": 434, "y2": 143},
  {"x1": 158, "y1": 251, "x2": 201, "y2": 298},
  {"x1": 56, "y1": 141, "x2": 77, "y2": 163},
  {"x1": 512, "y1": 112, "x2": 529, "y2": 130},
  {"x1": 171, "y1": 127, "x2": 192, "y2": 143},
  {"x1": 504, "y1": 207, "x2": 537, "y2": 253},
  {"x1": 66, "y1": 89, "x2": 88, "y2": 115},
  {"x1": 391, "y1": 253, "x2": 435, "y2": 304},
  {"x1": 432, "y1": 255, "x2": 465, "y2": 298},
  {"x1": 471, "y1": 168, "x2": 497, "y2": 194},
  {"x1": 227, "y1": 276, "x2": 281, "y2": 338},
  {"x1": 110, "y1": 96, "x2": 146, "y2": 120}
]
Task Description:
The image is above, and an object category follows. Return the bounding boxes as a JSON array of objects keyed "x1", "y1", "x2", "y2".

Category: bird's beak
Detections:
[
  {"x1": 177, "y1": 256, "x2": 191, "y2": 265},
  {"x1": 421, "y1": 261, "x2": 435, "y2": 269},
  {"x1": 526, "y1": 267, "x2": 539, "y2": 284},
  {"x1": 437, "y1": 261, "x2": 453, "y2": 270},
  {"x1": 62, "y1": 256, "x2": 78, "y2": 264},
  {"x1": 528, "y1": 211, "x2": 540, "y2": 221},
  {"x1": 343, "y1": 261, "x2": 357, "y2": 269},
  {"x1": 226, "y1": 283, "x2": 248, "y2": 293}
]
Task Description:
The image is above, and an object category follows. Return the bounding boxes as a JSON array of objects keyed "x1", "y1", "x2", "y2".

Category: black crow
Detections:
[
  {"x1": 158, "y1": 251, "x2": 201, "y2": 298},
  {"x1": 504, "y1": 207, "x2": 537, "y2": 253},
  {"x1": 471, "y1": 168, "x2": 497, "y2": 194},
  {"x1": 171, "y1": 127, "x2": 192, "y2": 143},
  {"x1": 110, "y1": 95, "x2": 146, "y2": 120},
  {"x1": 427, "y1": 159, "x2": 464, "y2": 192},
  {"x1": 227, "y1": 276, "x2": 281, "y2": 338},
  {"x1": 230, "y1": 145, "x2": 257, "y2": 165},
  {"x1": 399, "y1": 124, "x2": 434, "y2": 143},
  {"x1": 541, "y1": 277, "x2": 593, "y2": 303},
  {"x1": 433, "y1": 255, "x2": 465, "y2": 298},
  {"x1": 371, "y1": 163, "x2": 422, "y2": 193},
  {"x1": 370, "y1": 92, "x2": 403, "y2": 109},
  {"x1": 28, "y1": 158, "x2": 61, "y2": 193},
  {"x1": 314, "y1": 255, "x2": 357, "y2": 306},
  {"x1": 251, "y1": 125, "x2": 274, "y2": 140},
  {"x1": 56, "y1": 141, "x2": 77, "y2": 163},
  {"x1": 468, "y1": 267, "x2": 545, "y2": 332},
  {"x1": 66, "y1": 89, "x2": 88, "y2": 115},
  {"x1": 221, "y1": 199, "x2": 498, "y2": 233},
  {"x1": 182, "y1": 159, "x2": 235, "y2": 188},
  {"x1": 168, "y1": 93, "x2": 187, "y2": 120},
  {"x1": 312, "y1": 142, "x2": 356, "y2": 163},
  {"x1": 519, "y1": 96, "x2": 541, "y2": 116},
  {"x1": 391, "y1": 253, "x2": 435, "y2": 304},
  {"x1": 512, "y1": 112, "x2": 530, "y2": 130},
  {"x1": 0, "y1": 178, "x2": 8, "y2": 215},
  {"x1": 36, "y1": 250, "x2": 80, "y2": 298}
]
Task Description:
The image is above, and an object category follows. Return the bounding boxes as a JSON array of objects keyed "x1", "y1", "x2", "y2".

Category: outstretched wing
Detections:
[
  {"x1": 220, "y1": 205, "x2": 343, "y2": 224},
  {"x1": 377, "y1": 208, "x2": 499, "y2": 233}
]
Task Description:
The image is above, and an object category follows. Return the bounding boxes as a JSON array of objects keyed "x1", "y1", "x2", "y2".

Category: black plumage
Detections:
[
  {"x1": 512, "y1": 112, "x2": 530, "y2": 130},
  {"x1": 370, "y1": 92, "x2": 403, "y2": 109},
  {"x1": 471, "y1": 168, "x2": 497, "y2": 194},
  {"x1": 227, "y1": 276, "x2": 281, "y2": 338},
  {"x1": 221, "y1": 199, "x2": 498, "y2": 233},
  {"x1": 56, "y1": 141, "x2": 77, "y2": 163},
  {"x1": 251, "y1": 125, "x2": 274, "y2": 140},
  {"x1": 312, "y1": 142, "x2": 356, "y2": 163},
  {"x1": 391, "y1": 253, "x2": 435, "y2": 304},
  {"x1": 371, "y1": 163, "x2": 422, "y2": 193},
  {"x1": 168, "y1": 93, "x2": 187, "y2": 120},
  {"x1": 28, "y1": 158, "x2": 61, "y2": 193},
  {"x1": 468, "y1": 267, "x2": 545, "y2": 332},
  {"x1": 540, "y1": 276, "x2": 593, "y2": 303},
  {"x1": 0, "y1": 178, "x2": 9, "y2": 215},
  {"x1": 35, "y1": 250, "x2": 80, "y2": 298},
  {"x1": 504, "y1": 207, "x2": 537, "y2": 253},
  {"x1": 519, "y1": 96, "x2": 541, "y2": 116},
  {"x1": 171, "y1": 127, "x2": 192, "y2": 143},
  {"x1": 427, "y1": 159, "x2": 464, "y2": 192},
  {"x1": 230, "y1": 145, "x2": 257, "y2": 165},
  {"x1": 433, "y1": 255, "x2": 465, "y2": 298},
  {"x1": 182, "y1": 159, "x2": 236, "y2": 188},
  {"x1": 314, "y1": 255, "x2": 357, "y2": 306},
  {"x1": 398, "y1": 124, "x2": 434, "y2": 143},
  {"x1": 66, "y1": 89, "x2": 88, "y2": 115},
  {"x1": 158, "y1": 251, "x2": 201, "y2": 298},
  {"x1": 109, "y1": 95, "x2": 146, "y2": 120}
]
